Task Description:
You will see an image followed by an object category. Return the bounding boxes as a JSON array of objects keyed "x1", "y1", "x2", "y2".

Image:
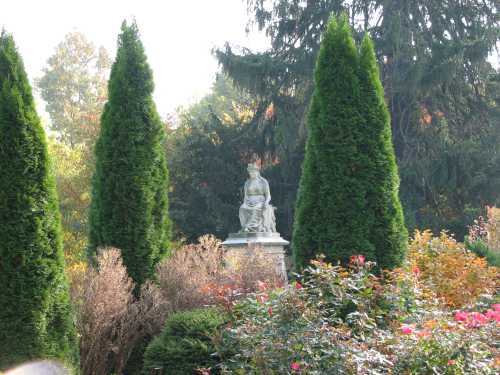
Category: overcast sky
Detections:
[{"x1": 2, "y1": 0, "x2": 269, "y2": 118}]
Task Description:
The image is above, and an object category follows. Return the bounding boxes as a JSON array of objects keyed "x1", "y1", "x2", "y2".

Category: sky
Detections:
[{"x1": 1, "y1": 0, "x2": 269, "y2": 118}]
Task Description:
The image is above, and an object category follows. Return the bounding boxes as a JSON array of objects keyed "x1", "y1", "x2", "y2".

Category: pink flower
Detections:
[
  {"x1": 492, "y1": 304, "x2": 500, "y2": 312},
  {"x1": 268, "y1": 307, "x2": 273, "y2": 317},
  {"x1": 469, "y1": 312, "x2": 488, "y2": 327},
  {"x1": 295, "y1": 282, "x2": 303, "y2": 290},
  {"x1": 290, "y1": 362, "x2": 301, "y2": 371},
  {"x1": 485, "y1": 309, "x2": 500, "y2": 322},
  {"x1": 454, "y1": 311, "x2": 468, "y2": 322},
  {"x1": 350, "y1": 255, "x2": 365, "y2": 266},
  {"x1": 448, "y1": 359, "x2": 456, "y2": 366},
  {"x1": 401, "y1": 325, "x2": 414, "y2": 334},
  {"x1": 412, "y1": 266, "x2": 421, "y2": 275}
]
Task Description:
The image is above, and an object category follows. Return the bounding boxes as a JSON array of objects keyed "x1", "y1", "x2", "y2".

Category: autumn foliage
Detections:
[{"x1": 407, "y1": 230, "x2": 498, "y2": 307}]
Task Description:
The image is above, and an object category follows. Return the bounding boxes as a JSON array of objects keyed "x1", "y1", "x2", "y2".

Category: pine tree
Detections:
[
  {"x1": 293, "y1": 17, "x2": 407, "y2": 269},
  {"x1": 89, "y1": 21, "x2": 170, "y2": 287},
  {"x1": 358, "y1": 35, "x2": 407, "y2": 269},
  {"x1": 0, "y1": 31, "x2": 78, "y2": 369}
]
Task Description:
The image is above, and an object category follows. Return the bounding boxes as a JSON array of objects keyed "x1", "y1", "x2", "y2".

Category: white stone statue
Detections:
[{"x1": 239, "y1": 163, "x2": 277, "y2": 233}]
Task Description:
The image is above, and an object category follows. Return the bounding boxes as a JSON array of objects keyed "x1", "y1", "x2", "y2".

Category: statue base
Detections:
[{"x1": 222, "y1": 232, "x2": 289, "y2": 281}]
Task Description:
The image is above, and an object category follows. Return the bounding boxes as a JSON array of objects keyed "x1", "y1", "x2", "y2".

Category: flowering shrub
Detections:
[
  {"x1": 407, "y1": 230, "x2": 498, "y2": 307},
  {"x1": 216, "y1": 255, "x2": 499, "y2": 374},
  {"x1": 393, "y1": 306, "x2": 500, "y2": 374},
  {"x1": 217, "y1": 258, "x2": 396, "y2": 374}
]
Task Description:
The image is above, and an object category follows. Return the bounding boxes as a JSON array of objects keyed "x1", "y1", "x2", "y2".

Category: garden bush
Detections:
[
  {"x1": 143, "y1": 308, "x2": 227, "y2": 375},
  {"x1": 70, "y1": 248, "x2": 167, "y2": 375},
  {"x1": 217, "y1": 253, "x2": 499, "y2": 374},
  {"x1": 408, "y1": 230, "x2": 498, "y2": 307},
  {"x1": 156, "y1": 235, "x2": 283, "y2": 312},
  {"x1": 466, "y1": 208, "x2": 500, "y2": 267}
]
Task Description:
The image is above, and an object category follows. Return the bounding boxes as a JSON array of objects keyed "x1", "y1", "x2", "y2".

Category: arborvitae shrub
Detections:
[
  {"x1": 0, "y1": 31, "x2": 78, "y2": 370},
  {"x1": 143, "y1": 308, "x2": 227, "y2": 374},
  {"x1": 89, "y1": 21, "x2": 170, "y2": 287},
  {"x1": 292, "y1": 17, "x2": 407, "y2": 270}
]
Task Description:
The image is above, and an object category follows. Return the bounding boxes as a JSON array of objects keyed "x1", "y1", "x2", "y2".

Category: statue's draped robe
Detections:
[{"x1": 239, "y1": 177, "x2": 276, "y2": 232}]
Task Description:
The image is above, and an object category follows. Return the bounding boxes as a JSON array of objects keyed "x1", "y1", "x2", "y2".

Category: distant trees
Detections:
[
  {"x1": 217, "y1": 0, "x2": 500, "y2": 239},
  {"x1": 0, "y1": 31, "x2": 78, "y2": 369},
  {"x1": 89, "y1": 21, "x2": 170, "y2": 287},
  {"x1": 37, "y1": 32, "x2": 111, "y2": 147},
  {"x1": 168, "y1": 74, "x2": 257, "y2": 241},
  {"x1": 292, "y1": 17, "x2": 406, "y2": 269},
  {"x1": 38, "y1": 32, "x2": 111, "y2": 265}
]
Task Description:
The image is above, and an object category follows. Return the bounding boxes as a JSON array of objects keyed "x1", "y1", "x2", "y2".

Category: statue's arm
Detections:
[
  {"x1": 243, "y1": 180, "x2": 249, "y2": 204},
  {"x1": 264, "y1": 179, "x2": 271, "y2": 205}
]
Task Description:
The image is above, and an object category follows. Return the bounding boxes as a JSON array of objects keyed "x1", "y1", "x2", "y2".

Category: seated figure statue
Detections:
[{"x1": 239, "y1": 163, "x2": 277, "y2": 233}]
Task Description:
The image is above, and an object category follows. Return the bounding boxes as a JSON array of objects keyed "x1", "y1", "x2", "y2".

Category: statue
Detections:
[{"x1": 239, "y1": 163, "x2": 277, "y2": 233}]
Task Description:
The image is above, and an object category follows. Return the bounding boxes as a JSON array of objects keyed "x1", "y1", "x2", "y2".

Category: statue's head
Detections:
[{"x1": 247, "y1": 162, "x2": 260, "y2": 179}]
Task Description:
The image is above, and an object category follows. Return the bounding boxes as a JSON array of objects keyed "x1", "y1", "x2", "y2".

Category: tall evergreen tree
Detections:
[
  {"x1": 357, "y1": 35, "x2": 407, "y2": 270},
  {"x1": 293, "y1": 18, "x2": 407, "y2": 269},
  {"x1": 293, "y1": 17, "x2": 375, "y2": 269},
  {"x1": 0, "y1": 31, "x2": 78, "y2": 369},
  {"x1": 89, "y1": 21, "x2": 170, "y2": 287}
]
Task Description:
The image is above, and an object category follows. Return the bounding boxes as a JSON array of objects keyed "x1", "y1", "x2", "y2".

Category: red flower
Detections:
[
  {"x1": 416, "y1": 330, "x2": 431, "y2": 338},
  {"x1": 412, "y1": 266, "x2": 421, "y2": 275},
  {"x1": 256, "y1": 293, "x2": 269, "y2": 304},
  {"x1": 295, "y1": 282, "x2": 303, "y2": 290},
  {"x1": 454, "y1": 311, "x2": 468, "y2": 322},
  {"x1": 448, "y1": 360, "x2": 456, "y2": 366},
  {"x1": 401, "y1": 325, "x2": 413, "y2": 334},
  {"x1": 257, "y1": 280, "x2": 268, "y2": 292},
  {"x1": 268, "y1": 307, "x2": 273, "y2": 316},
  {"x1": 290, "y1": 362, "x2": 301, "y2": 371}
]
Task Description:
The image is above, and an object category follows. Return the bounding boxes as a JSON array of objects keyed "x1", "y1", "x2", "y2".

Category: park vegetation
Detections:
[{"x1": 0, "y1": 0, "x2": 499, "y2": 374}]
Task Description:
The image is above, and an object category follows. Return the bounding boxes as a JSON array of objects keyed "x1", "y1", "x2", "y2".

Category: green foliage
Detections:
[
  {"x1": 0, "y1": 31, "x2": 78, "y2": 370},
  {"x1": 143, "y1": 308, "x2": 227, "y2": 375},
  {"x1": 37, "y1": 32, "x2": 110, "y2": 147},
  {"x1": 218, "y1": 258, "x2": 500, "y2": 374},
  {"x1": 89, "y1": 21, "x2": 170, "y2": 286},
  {"x1": 357, "y1": 35, "x2": 407, "y2": 269},
  {"x1": 48, "y1": 140, "x2": 91, "y2": 265},
  {"x1": 293, "y1": 18, "x2": 406, "y2": 269},
  {"x1": 465, "y1": 239, "x2": 500, "y2": 268},
  {"x1": 168, "y1": 74, "x2": 257, "y2": 241},
  {"x1": 39, "y1": 33, "x2": 110, "y2": 266},
  {"x1": 218, "y1": 0, "x2": 500, "y2": 240}
]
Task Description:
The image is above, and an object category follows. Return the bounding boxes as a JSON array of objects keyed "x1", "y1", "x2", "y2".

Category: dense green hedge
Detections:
[
  {"x1": 0, "y1": 31, "x2": 78, "y2": 370},
  {"x1": 143, "y1": 308, "x2": 227, "y2": 375},
  {"x1": 293, "y1": 16, "x2": 407, "y2": 270}
]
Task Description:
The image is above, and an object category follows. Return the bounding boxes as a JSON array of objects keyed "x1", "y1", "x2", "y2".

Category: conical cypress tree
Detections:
[
  {"x1": 292, "y1": 17, "x2": 407, "y2": 269},
  {"x1": 357, "y1": 35, "x2": 407, "y2": 269},
  {"x1": 0, "y1": 31, "x2": 78, "y2": 370},
  {"x1": 89, "y1": 21, "x2": 170, "y2": 287}
]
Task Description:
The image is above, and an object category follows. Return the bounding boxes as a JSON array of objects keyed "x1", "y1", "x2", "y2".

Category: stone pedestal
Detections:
[{"x1": 222, "y1": 232, "x2": 289, "y2": 281}]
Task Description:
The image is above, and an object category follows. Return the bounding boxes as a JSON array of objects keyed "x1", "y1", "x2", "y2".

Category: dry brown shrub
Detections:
[
  {"x1": 486, "y1": 206, "x2": 500, "y2": 252},
  {"x1": 71, "y1": 247, "x2": 167, "y2": 375},
  {"x1": 156, "y1": 235, "x2": 284, "y2": 312}
]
